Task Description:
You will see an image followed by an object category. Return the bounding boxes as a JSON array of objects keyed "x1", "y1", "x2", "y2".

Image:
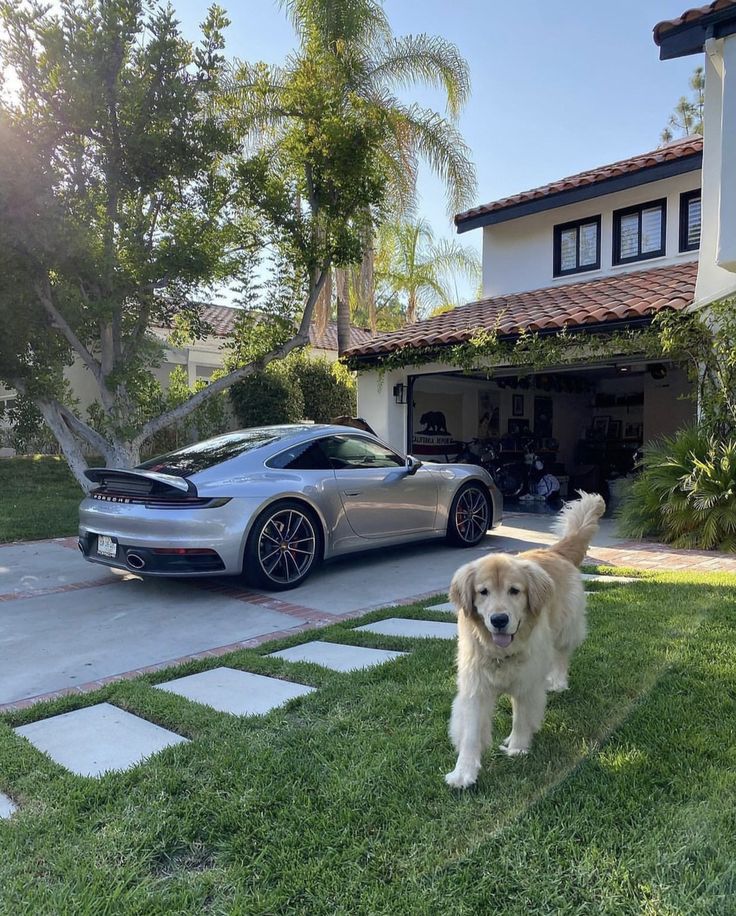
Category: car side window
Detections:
[
  {"x1": 320, "y1": 435, "x2": 404, "y2": 470},
  {"x1": 268, "y1": 440, "x2": 333, "y2": 471}
]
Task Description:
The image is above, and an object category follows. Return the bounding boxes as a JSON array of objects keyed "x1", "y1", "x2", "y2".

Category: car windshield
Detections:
[{"x1": 138, "y1": 427, "x2": 309, "y2": 477}]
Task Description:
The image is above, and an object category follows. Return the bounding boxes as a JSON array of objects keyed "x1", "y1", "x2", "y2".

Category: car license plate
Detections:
[{"x1": 97, "y1": 535, "x2": 117, "y2": 558}]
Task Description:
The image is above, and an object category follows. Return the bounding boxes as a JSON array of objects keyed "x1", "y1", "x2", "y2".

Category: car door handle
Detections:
[{"x1": 343, "y1": 490, "x2": 362, "y2": 496}]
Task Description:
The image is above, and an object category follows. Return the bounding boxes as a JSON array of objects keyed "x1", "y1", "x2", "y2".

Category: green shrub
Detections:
[
  {"x1": 229, "y1": 364, "x2": 305, "y2": 427},
  {"x1": 618, "y1": 427, "x2": 736, "y2": 551},
  {"x1": 229, "y1": 350, "x2": 356, "y2": 427},
  {"x1": 290, "y1": 353, "x2": 356, "y2": 422}
]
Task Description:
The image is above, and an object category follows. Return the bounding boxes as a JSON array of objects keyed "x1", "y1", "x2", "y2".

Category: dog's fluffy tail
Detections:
[{"x1": 550, "y1": 491, "x2": 606, "y2": 567}]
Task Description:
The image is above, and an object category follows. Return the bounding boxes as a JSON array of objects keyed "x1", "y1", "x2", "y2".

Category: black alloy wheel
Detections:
[{"x1": 245, "y1": 501, "x2": 321, "y2": 590}]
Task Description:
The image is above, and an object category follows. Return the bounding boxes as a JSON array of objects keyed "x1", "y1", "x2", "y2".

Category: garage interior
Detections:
[{"x1": 408, "y1": 359, "x2": 694, "y2": 511}]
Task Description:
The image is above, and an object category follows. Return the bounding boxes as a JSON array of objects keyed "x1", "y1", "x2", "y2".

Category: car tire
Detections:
[
  {"x1": 447, "y1": 482, "x2": 491, "y2": 548},
  {"x1": 243, "y1": 500, "x2": 322, "y2": 591}
]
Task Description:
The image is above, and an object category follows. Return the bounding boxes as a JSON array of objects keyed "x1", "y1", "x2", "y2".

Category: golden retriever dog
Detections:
[{"x1": 445, "y1": 492, "x2": 606, "y2": 789}]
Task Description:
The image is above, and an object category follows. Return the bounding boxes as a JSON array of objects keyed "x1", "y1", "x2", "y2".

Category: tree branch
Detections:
[
  {"x1": 11, "y1": 380, "x2": 93, "y2": 491},
  {"x1": 133, "y1": 260, "x2": 331, "y2": 446},
  {"x1": 55, "y1": 403, "x2": 113, "y2": 459},
  {"x1": 33, "y1": 277, "x2": 102, "y2": 383}
]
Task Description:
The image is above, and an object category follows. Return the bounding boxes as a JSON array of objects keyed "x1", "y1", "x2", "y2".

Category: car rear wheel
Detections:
[
  {"x1": 244, "y1": 500, "x2": 321, "y2": 590},
  {"x1": 447, "y1": 483, "x2": 491, "y2": 547}
]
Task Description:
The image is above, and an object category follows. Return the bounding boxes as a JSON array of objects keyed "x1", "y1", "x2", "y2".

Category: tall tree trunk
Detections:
[
  {"x1": 359, "y1": 237, "x2": 378, "y2": 334},
  {"x1": 335, "y1": 268, "x2": 351, "y2": 355},
  {"x1": 313, "y1": 267, "x2": 332, "y2": 337},
  {"x1": 407, "y1": 290, "x2": 418, "y2": 324},
  {"x1": 34, "y1": 400, "x2": 95, "y2": 492},
  {"x1": 360, "y1": 226, "x2": 376, "y2": 334}
]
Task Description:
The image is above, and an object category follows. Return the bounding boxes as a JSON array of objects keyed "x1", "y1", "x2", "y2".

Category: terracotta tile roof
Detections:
[
  {"x1": 158, "y1": 305, "x2": 373, "y2": 350},
  {"x1": 654, "y1": 0, "x2": 736, "y2": 43},
  {"x1": 307, "y1": 320, "x2": 373, "y2": 351},
  {"x1": 198, "y1": 304, "x2": 240, "y2": 336},
  {"x1": 455, "y1": 136, "x2": 702, "y2": 226},
  {"x1": 345, "y1": 262, "x2": 697, "y2": 360}
]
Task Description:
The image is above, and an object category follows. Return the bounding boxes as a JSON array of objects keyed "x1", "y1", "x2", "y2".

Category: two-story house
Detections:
[
  {"x1": 348, "y1": 136, "x2": 702, "y2": 493},
  {"x1": 350, "y1": 0, "x2": 736, "y2": 497}
]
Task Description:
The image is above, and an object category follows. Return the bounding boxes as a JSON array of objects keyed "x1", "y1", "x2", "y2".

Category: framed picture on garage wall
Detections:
[
  {"x1": 512, "y1": 394, "x2": 524, "y2": 417},
  {"x1": 478, "y1": 390, "x2": 500, "y2": 438},
  {"x1": 534, "y1": 396, "x2": 553, "y2": 438}
]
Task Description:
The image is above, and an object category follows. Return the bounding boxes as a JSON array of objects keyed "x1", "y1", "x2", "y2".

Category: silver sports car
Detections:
[{"x1": 78, "y1": 424, "x2": 502, "y2": 590}]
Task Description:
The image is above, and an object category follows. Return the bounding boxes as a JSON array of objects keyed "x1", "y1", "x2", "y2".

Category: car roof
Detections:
[{"x1": 238, "y1": 424, "x2": 377, "y2": 442}]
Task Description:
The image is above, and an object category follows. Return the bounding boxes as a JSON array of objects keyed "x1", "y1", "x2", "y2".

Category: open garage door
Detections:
[{"x1": 408, "y1": 361, "x2": 695, "y2": 512}]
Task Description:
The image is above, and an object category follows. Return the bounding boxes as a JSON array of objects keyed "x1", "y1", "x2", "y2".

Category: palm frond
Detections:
[
  {"x1": 278, "y1": 0, "x2": 390, "y2": 50},
  {"x1": 391, "y1": 103, "x2": 477, "y2": 216},
  {"x1": 366, "y1": 34, "x2": 471, "y2": 119},
  {"x1": 430, "y1": 238, "x2": 481, "y2": 284}
]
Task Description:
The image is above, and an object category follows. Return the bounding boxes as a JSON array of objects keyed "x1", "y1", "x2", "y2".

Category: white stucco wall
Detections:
[
  {"x1": 695, "y1": 34, "x2": 736, "y2": 305},
  {"x1": 481, "y1": 171, "x2": 700, "y2": 298}
]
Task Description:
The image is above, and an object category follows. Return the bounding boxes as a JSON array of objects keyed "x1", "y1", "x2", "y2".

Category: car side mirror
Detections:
[{"x1": 405, "y1": 455, "x2": 422, "y2": 476}]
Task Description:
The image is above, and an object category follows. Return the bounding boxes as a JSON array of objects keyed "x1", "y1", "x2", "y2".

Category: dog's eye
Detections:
[
  {"x1": 479, "y1": 587, "x2": 488, "y2": 596},
  {"x1": 508, "y1": 586, "x2": 520, "y2": 596}
]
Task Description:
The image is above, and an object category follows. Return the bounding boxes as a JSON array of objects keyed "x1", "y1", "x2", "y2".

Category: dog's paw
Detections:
[
  {"x1": 445, "y1": 765, "x2": 479, "y2": 789},
  {"x1": 546, "y1": 675, "x2": 569, "y2": 692},
  {"x1": 499, "y1": 742, "x2": 529, "y2": 757},
  {"x1": 499, "y1": 735, "x2": 510, "y2": 748}
]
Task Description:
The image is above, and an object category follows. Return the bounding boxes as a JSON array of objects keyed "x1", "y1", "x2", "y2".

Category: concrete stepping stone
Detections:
[
  {"x1": 426, "y1": 601, "x2": 454, "y2": 612},
  {"x1": 0, "y1": 792, "x2": 17, "y2": 819},
  {"x1": 268, "y1": 641, "x2": 406, "y2": 672},
  {"x1": 155, "y1": 667, "x2": 315, "y2": 716},
  {"x1": 14, "y1": 703, "x2": 188, "y2": 777},
  {"x1": 356, "y1": 618, "x2": 457, "y2": 640}
]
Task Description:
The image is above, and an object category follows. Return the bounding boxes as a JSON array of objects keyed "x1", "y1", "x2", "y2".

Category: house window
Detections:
[
  {"x1": 553, "y1": 216, "x2": 601, "y2": 277},
  {"x1": 613, "y1": 199, "x2": 666, "y2": 264},
  {"x1": 679, "y1": 190, "x2": 701, "y2": 252}
]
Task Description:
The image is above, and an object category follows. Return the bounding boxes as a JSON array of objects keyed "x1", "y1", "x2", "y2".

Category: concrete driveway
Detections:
[{"x1": 0, "y1": 516, "x2": 623, "y2": 709}]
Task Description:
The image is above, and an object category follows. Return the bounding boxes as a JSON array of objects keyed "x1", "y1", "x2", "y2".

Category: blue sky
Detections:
[{"x1": 176, "y1": 0, "x2": 698, "y2": 301}]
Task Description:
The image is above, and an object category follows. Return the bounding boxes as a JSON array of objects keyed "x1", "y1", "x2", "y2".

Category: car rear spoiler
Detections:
[{"x1": 84, "y1": 468, "x2": 197, "y2": 498}]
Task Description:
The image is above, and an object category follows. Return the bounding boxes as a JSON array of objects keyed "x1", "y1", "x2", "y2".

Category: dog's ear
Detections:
[
  {"x1": 521, "y1": 561, "x2": 553, "y2": 616},
  {"x1": 449, "y1": 561, "x2": 477, "y2": 617}
]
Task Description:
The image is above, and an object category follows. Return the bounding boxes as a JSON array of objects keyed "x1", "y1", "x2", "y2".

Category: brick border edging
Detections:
[{"x1": 0, "y1": 587, "x2": 446, "y2": 713}]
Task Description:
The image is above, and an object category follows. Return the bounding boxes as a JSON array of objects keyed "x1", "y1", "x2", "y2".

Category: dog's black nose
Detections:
[{"x1": 490, "y1": 613, "x2": 509, "y2": 630}]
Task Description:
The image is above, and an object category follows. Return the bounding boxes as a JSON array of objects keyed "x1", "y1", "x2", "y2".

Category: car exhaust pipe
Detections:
[{"x1": 126, "y1": 552, "x2": 146, "y2": 570}]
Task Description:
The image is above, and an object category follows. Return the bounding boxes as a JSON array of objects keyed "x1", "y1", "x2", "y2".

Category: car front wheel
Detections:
[
  {"x1": 244, "y1": 500, "x2": 321, "y2": 590},
  {"x1": 447, "y1": 483, "x2": 491, "y2": 547}
]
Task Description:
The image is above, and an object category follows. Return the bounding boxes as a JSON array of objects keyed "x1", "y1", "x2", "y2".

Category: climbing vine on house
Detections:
[{"x1": 345, "y1": 320, "x2": 673, "y2": 379}]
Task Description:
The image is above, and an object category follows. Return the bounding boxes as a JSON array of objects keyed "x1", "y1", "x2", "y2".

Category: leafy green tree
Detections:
[
  {"x1": 264, "y1": 0, "x2": 477, "y2": 349},
  {"x1": 375, "y1": 218, "x2": 480, "y2": 323},
  {"x1": 0, "y1": 0, "x2": 241, "y2": 485},
  {"x1": 0, "y1": 0, "x2": 395, "y2": 487},
  {"x1": 660, "y1": 66, "x2": 704, "y2": 144}
]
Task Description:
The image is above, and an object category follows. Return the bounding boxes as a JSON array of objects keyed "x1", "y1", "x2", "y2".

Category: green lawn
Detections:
[
  {"x1": 1, "y1": 571, "x2": 735, "y2": 914},
  {"x1": 0, "y1": 456, "x2": 82, "y2": 542}
]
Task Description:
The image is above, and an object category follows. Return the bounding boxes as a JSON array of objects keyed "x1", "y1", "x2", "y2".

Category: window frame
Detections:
[
  {"x1": 612, "y1": 198, "x2": 667, "y2": 265},
  {"x1": 679, "y1": 189, "x2": 701, "y2": 252},
  {"x1": 552, "y1": 214, "x2": 602, "y2": 277}
]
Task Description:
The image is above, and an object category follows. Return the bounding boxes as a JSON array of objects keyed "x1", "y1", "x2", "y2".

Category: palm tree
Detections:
[
  {"x1": 225, "y1": 0, "x2": 477, "y2": 351},
  {"x1": 376, "y1": 218, "x2": 480, "y2": 323}
]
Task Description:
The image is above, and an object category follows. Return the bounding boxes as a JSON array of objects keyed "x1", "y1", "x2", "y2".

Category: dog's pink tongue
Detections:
[{"x1": 492, "y1": 632, "x2": 513, "y2": 648}]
